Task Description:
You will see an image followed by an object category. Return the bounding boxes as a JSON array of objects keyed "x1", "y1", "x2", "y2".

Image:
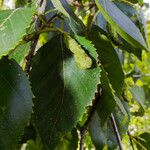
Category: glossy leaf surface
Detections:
[{"x1": 95, "y1": 0, "x2": 147, "y2": 50}]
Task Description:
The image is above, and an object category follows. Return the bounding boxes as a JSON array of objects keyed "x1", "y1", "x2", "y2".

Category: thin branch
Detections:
[
  {"x1": 80, "y1": 87, "x2": 102, "y2": 150},
  {"x1": 25, "y1": 0, "x2": 46, "y2": 73},
  {"x1": 25, "y1": 38, "x2": 38, "y2": 73},
  {"x1": 110, "y1": 114, "x2": 123, "y2": 150},
  {"x1": 127, "y1": 131, "x2": 135, "y2": 150},
  {"x1": 47, "y1": 14, "x2": 63, "y2": 23},
  {"x1": 132, "y1": 74, "x2": 150, "y2": 78}
]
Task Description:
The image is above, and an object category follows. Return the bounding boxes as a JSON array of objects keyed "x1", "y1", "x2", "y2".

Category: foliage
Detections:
[{"x1": 0, "y1": 0, "x2": 149, "y2": 149}]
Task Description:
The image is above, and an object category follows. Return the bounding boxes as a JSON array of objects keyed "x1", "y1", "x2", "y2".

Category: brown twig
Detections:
[
  {"x1": 110, "y1": 114, "x2": 123, "y2": 150},
  {"x1": 25, "y1": 0, "x2": 46, "y2": 73},
  {"x1": 80, "y1": 87, "x2": 102, "y2": 150}
]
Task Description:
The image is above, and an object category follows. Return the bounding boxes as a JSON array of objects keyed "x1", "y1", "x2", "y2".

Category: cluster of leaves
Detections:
[{"x1": 0, "y1": 0, "x2": 150, "y2": 149}]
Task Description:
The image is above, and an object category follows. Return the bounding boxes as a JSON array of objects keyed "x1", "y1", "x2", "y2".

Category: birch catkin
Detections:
[{"x1": 65, "y1": 35, "x2": 92, "y2": 69}]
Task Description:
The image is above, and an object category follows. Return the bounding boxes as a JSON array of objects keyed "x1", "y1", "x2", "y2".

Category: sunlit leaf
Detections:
[{"x1": 0, "y1": 8, "x2": 34, "y2": 57}]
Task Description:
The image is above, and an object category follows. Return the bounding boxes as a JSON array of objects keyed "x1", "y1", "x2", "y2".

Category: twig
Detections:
[
  {"x1": 127, "y1": 131, "x2": 135, "y2": 150},
  {"x1": 110, "y1": 113, "x2": 123, "y2": 150},
  {"x1": 132, "y1": 74, "x2": 150, "y2": 78},
  {"x1": 25, "y1": 0, "x2": 46, "y2": 73},
  {"x1": 80, "y1": 87, "x2": 102, "y2": 150},
  {"x1": 47, "y1": 14, "x2": 63, "y2": 23},
  {"x1": 25, "y1": 38, "x2": 38, "y2": 73}
]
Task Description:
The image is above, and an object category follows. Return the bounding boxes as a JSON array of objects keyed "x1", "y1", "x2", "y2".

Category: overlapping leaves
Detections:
[
  {"x1": 89, "y1": 107, "x2": 129, "y2": 150},
  {"x1": 0, "y1": 7, "x2": 34, "y2": 57},
  {"x1": 30, "y1": 35, "x2": 101, "y2": 149},
  {"x1": 51, "y1": 0, "x2": 85, "y2": 33},
  {"x1": 95, "y1": 0, "x2": 147, "y2": 50},
  {"x1": 88, "y1": 26, "x2": 124, "y2": 95}
]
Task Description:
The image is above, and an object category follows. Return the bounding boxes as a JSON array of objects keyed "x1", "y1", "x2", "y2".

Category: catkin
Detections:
[{"x1": 65, "y1": 35, "x2": 92, "y2": 69}]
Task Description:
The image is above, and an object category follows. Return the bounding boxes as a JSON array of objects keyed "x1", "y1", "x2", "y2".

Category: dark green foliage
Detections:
[
  {"x1": 30, "y1": 35, "x2": 101, "y2": 149},
  {"x1": 0, "y1": 57, "x2": 33, "y2": 150},
  {"x1": 0, "y1": 0, "x2": 149, "y2": 149},
  {"x1": 88, "y1": 26, "x2": 124, "y2": 95},
  {"x1": 135, "y1": 132, "x2": 150, "y2": 150}
]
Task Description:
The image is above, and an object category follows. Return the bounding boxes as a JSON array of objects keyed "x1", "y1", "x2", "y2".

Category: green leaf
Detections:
[
  {"x1": 0, "y1": 8, "x2": 34, "y2": 58},
  {"x1": 30, "y1": 35, "x2": 101, "y2": 149},
  {"x1": 105, "y1": 1, "x2": 149, "y2": 59},
  {"x1": 106, "y1": 22, "x2": 143, "y2": 59},
  {"x1": 136, "y1": 132, "x2": 150, "y2": 150},
  {"x1": 114, "y1": 1, "x2": 148, "y2": 46},
  {"x1": 26, "y1": 137, "x2": 44, "y2": 150},
  {"x1": 89, "y1": 112, "x2": 107, "y2": 150},
  {"x1": 137, "y1": 10, "x2": 149, "y2": 48},
  {"x1": 95, "y1": 0, "x2": 147, "y2": 50},
  {"x1": 88, "y1": 26, "x2": 124, "y2": 95},
  {"x1": 130, "y1": 85, "x2": 145, "y2": 108},
  {"x1": 96, "y1": 66, "x2": 116, "y2": 124},
  {"x1": 51, "y1": 0, "x2": 85, "y2": 33},
  {"x1": 9, "y1": 43, "x2": 30, "y2": 65},
  {"x1": 55, "y1": 129, "x2": 78, "y2": 150},
  {"x1": 89, "y1": 108, "x2": 129, "y2": 150},
  {"x1": 74, "y1": 35, "x2": 98, "y2": 59},
  {"x1": 0, "y1": 10, "x2": 12, "y2": 24},
  {"x1": 114, "y1": 1, "x2": 137, "y2": 18},
  {"x1": 115, "y1": 96, "x2": 128, "y2": 118},
  {"x1": 0, "y1": 57, "x2": 33, "y2": 150}
]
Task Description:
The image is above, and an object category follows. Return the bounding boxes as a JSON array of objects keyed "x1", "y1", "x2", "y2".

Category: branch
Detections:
[
  {"x1": 25, "y1": 0, "x2": 46, "y2": 73},
  {"x1": 80, "y1": 87, "x2": 102, "y2": 150},
  {"x1": 127, "y1": 131, "x2": 135, "y2": 150},
  {"x1": 110, "y1": 114, "x2": 123, "y2": 150}
]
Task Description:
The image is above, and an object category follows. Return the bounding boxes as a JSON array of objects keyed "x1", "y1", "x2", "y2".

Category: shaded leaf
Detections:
[
  {"x1": 30, "y1": 35, "x2": 101, "y2": 149},
  {"x1": 88, "y1": 26, "x2": 124, "y2": 95},
  {"x1": 136, "y1": 132, "x2": 150, "y2": 150},
  {"x1": 0, "y1": 8, "x2": 34, "y2": 57},
  {"x1": 0, "y1": 57, "x2": 33, "y2": 150},
  {"x1": 55, "y1": 129, "x2": 78, "y2": 150},
  {"x1": 89, "y1": 107, "x2": 129, "y2": 150},
  {"x1": 96, "y1": 66, "x2": 116, "y2": 124},
  {"x1": 89, "y1": 112, "x2": 107, "y2": 150}
]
